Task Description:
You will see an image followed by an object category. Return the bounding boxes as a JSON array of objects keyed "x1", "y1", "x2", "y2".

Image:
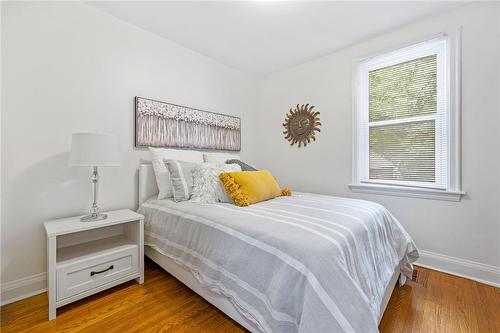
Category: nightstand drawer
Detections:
[{"x1": 56, "y1": 245, "x2": 138, "y2": 300}]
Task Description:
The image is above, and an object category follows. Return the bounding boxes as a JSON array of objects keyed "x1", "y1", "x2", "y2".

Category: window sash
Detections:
[{"x1": 356, "y1": 36, "x2": 449, "y2": 190}]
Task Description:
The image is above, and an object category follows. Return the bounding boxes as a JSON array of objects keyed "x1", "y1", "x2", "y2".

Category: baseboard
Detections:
[
  {"x1": 1, "y1": 250, "x2": 498, "y2": 306},
  {"x1": 417, "y1": 250, "x2": 500, "y2": 288},
  {"x1": 1, "y1": 272, "x2": 47, "y2": 306}
]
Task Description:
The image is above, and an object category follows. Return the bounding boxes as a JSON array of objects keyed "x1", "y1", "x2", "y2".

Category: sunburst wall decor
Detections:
[{"x1": 283, "y1": 104, "x2": 321, "y2": 147}]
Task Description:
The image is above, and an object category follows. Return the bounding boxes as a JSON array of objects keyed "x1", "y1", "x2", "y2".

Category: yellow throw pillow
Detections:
[{"x1": 219, "y1": 170, "x2": 292, "y2": 206}]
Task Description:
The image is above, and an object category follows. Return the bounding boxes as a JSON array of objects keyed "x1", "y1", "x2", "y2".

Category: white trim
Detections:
[
  {"x1": 358, "y1": 33, "x2": 447, "y2": 65},
  {"x1": 1, "y1": 289, "x2": 47, "y2": 306},
  {"x1": 1, "y1": 272, "x2": 46, "y2": 292},
  {"x1": 349, "y1": 183, "x2": 464, "y2": 201},
  {"x1": 368, "y1": 114, "x2": 437, "y2": 127},
  {"x1": 361, "y1": 178, "x2": 446, "y2": 190},
  {"x1": 1, "y1": 272, "x2": 47, "y2": 306},
  {"x1": 352, "y1": 28, "x2": 462, "y2": 200},
  {"x1": 449, "y1": 26, "x2": 462, "y2": 194},
  {"x1": 417, "y1": 250, "x2": 500, "y2": 288}
]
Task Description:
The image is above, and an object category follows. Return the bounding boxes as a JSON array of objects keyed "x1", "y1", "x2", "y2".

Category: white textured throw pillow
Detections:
[
  {"x1": 190, "y1": 163, "x2": 241, "y2": 203},
  {"x1": 149, "y1": 147, "x2": 203, "y2": 200}
]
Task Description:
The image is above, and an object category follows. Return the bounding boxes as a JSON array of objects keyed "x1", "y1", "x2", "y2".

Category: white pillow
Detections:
[
  {"x1": 203, "y1": 152, "x2": 240, "y2": 164},
  {"x1": 149, "y1": 147, "x2": 203, "y2": 199},
  {"x1": 190, "y1": 163, "x2": 241, "y2": 203}
]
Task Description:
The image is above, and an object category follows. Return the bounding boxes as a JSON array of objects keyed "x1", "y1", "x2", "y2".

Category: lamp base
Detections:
[{"x1": 80, "y1": 213, "x2": 108, "y2": 222}]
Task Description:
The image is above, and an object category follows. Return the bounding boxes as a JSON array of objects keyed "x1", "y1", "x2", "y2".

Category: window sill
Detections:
[{"x1": 348, "y1": 183, "x2": 465, "y2": 201}]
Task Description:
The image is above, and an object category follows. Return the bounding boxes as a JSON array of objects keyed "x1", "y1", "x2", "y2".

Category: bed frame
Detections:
[{"x1": 138, "y1": 164, "x2": 399, "y2": 332}]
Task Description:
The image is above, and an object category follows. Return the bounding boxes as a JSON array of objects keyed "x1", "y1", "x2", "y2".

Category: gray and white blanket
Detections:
[{"x1": 138, "y1": 192, "x2": 418, "y2": 333}]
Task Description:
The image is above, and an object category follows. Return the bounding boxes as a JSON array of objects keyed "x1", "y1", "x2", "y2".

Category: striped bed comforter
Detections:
[{"x1": 138, "y1": 192, "x2": 418, "y2": 333}]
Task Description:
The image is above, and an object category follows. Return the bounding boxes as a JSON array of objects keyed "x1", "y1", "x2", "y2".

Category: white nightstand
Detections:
[{"x1": 44, "y1": 209, "x2": 144, "y2": 320}]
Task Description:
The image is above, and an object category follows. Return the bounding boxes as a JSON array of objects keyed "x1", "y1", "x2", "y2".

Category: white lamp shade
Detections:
[{"x1": 69, "y1": 133, "x2": 120, "y2": 166}]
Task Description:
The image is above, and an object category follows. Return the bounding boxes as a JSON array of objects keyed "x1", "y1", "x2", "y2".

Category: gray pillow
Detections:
[
  {"x1": 226, "y1": 159, "x2": 257, "y2": 171},
  {"x1": 165, "y1": 159, "x2": 199, "y2": 202}
]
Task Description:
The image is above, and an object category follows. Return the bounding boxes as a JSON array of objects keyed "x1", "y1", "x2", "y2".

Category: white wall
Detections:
[
  {"x1": 1, "y1": 1, "x2": 499, "y2": 304},
  {"x1": 0, "y1": 1, "x2": 256, "y2": 300},
  {"x1": 255, "y1": 2, "x2": 500, "y2": 284}
]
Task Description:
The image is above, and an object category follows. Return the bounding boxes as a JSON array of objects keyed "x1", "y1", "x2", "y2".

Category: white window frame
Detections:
[{"x1": 350, "y1": 29, "x2": 464, "y2": 201}]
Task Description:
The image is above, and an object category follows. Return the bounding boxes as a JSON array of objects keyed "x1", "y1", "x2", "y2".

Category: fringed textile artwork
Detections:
[{"x1": 135, "y1": 97, "x2": 241, "y2": 151}]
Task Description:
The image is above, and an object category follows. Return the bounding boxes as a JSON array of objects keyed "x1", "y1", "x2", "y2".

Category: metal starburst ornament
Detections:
[{"x1": 283, "y1": 104, "x2": 321, "y2": 147}]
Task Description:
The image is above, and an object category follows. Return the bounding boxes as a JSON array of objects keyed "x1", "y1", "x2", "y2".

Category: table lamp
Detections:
[{"x1": 69, "y1": 133, "x2": 120, "y2": 222}]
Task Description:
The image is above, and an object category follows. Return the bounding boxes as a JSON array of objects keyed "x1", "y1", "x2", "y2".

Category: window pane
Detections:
[
  {"x1": 369, "y1": 55, "x2": 437, "y2": 122},
  {"x1": 369, "y1": 120, "x2": 435, "y2": 182}
]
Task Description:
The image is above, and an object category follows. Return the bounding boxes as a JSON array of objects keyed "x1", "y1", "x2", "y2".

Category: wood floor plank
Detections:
[
  {"x1": 1, "y1": 260, "x2": 499, "y2": 332},
  {"x1": 378, "y1": 265, "x2": 500, "y2": 333}
]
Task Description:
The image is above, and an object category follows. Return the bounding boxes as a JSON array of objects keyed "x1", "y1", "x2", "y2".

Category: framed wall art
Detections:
[{"x1": 135, "y1": 96, "x2": 241, "y2": 151}]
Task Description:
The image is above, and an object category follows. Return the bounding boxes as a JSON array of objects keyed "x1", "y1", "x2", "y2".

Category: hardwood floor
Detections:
[
  {"x1": 379, "y1": 266, "x2": 500, "y2": 333},
  {"x1": 1, "y1": 259, "x2": 499, "y2": 332}
]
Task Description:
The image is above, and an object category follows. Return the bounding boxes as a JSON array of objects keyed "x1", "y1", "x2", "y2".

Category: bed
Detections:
[{"x1": 137, "y1": 164, "x2": 418, "y2": 333}]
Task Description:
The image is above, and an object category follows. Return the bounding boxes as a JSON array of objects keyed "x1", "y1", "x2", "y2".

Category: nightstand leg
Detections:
[
  {"x1": 137, "y1": 220, "x2": 144, "y2": 284},
  {"x1": 47, "y1": 236, "x2": 57, "y2": 320}
]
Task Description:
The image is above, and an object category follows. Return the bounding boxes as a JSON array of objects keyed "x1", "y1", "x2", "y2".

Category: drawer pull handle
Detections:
[{"x1": 90, "y1": 265, "x2": 114, "y2": 276}]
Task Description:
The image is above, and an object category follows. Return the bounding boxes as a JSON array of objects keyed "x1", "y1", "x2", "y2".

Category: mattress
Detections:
[{"x1": 138, "y1": 192, "x2": 418, "y2": 333}]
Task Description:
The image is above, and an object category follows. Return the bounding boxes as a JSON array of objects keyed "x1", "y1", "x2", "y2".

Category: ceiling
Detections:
[{"x1": 86, "y1": 1, "x2": 465, "y2": 76}]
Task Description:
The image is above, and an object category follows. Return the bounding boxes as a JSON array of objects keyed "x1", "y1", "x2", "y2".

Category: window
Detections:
[{"x1": 351, "y1": 33, "x2": 463, "y2": 201}]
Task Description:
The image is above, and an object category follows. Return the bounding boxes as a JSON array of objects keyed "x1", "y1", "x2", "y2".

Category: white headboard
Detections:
[{"x1": 139, "y1": 164, "x2": 158, "y2": 206}]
